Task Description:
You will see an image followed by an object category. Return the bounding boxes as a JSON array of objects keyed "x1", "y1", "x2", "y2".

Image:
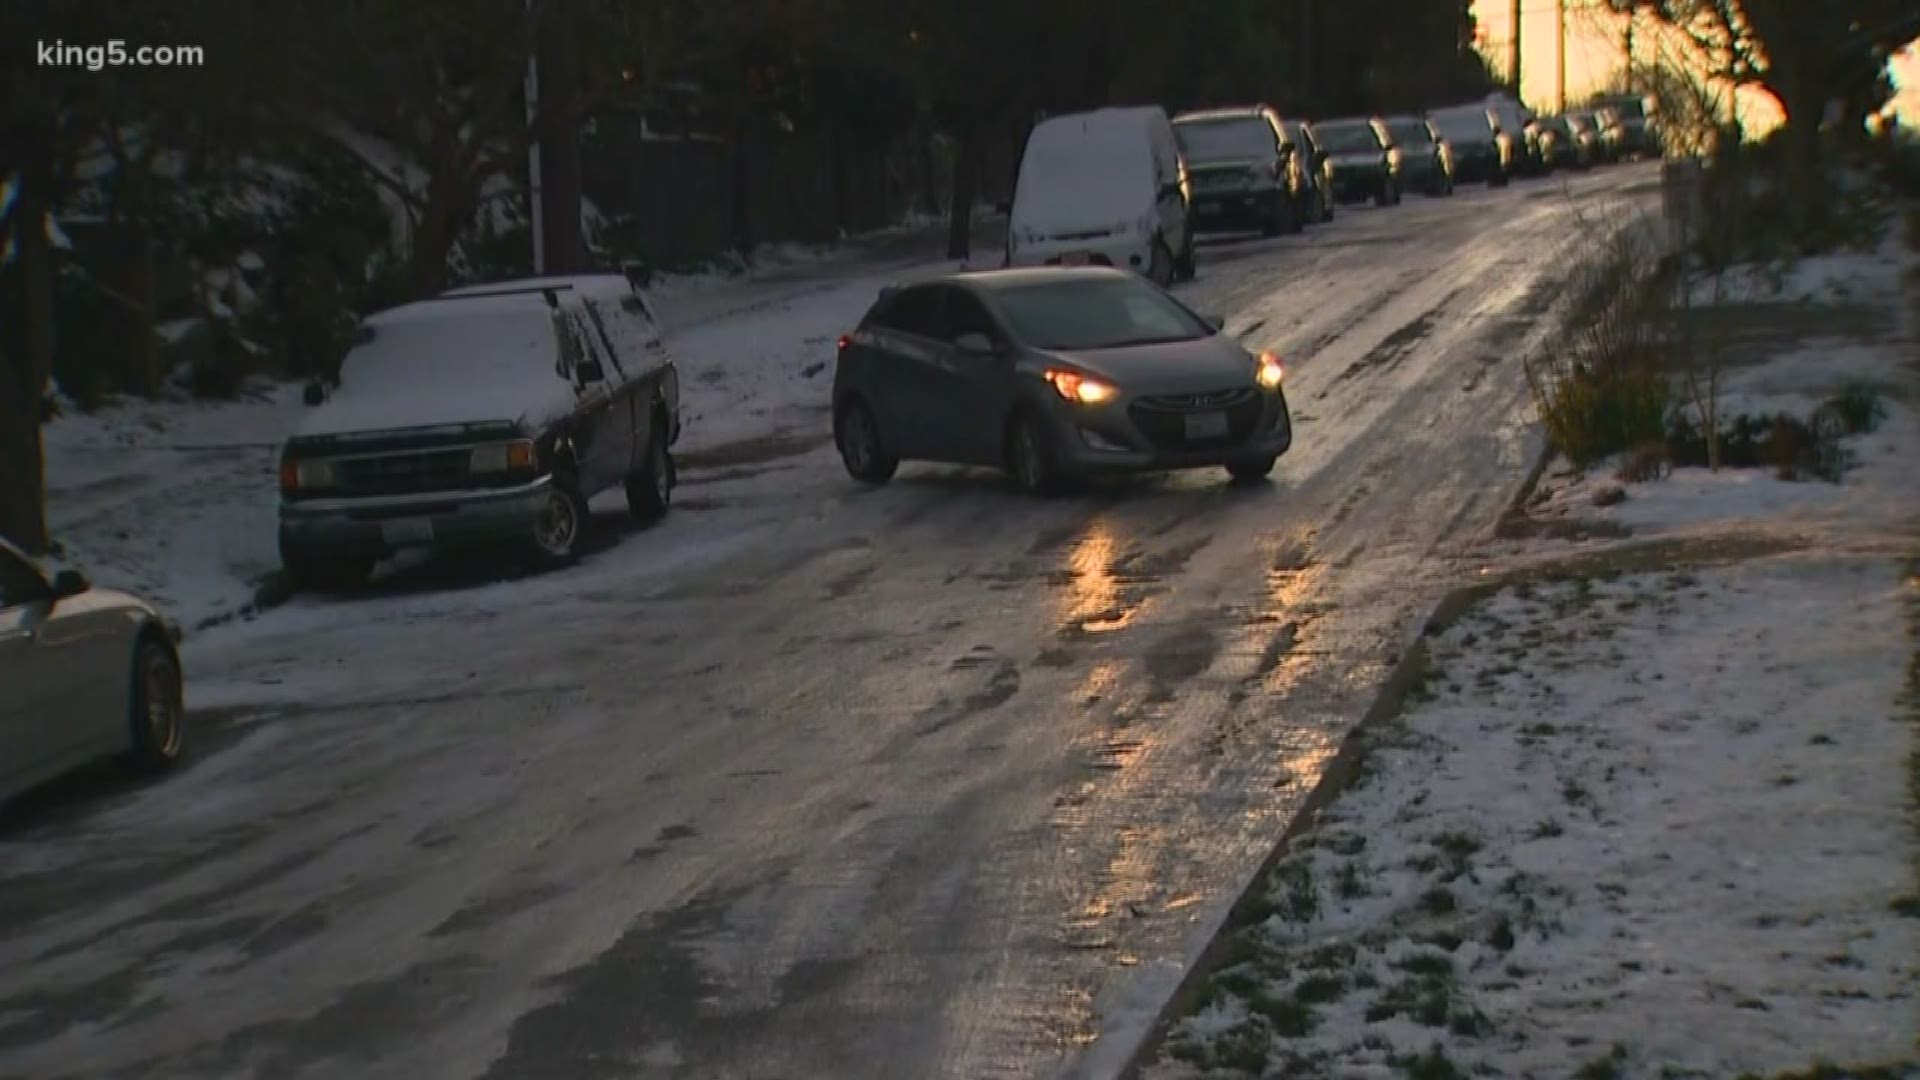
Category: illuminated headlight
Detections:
[
  {"x1": 1256, "y1": 351, "x2": 1285, "y2": 390},
  {"x1": 470, "y1": 440, "x2": 535, "y2": 473},
  {"x1": 1045, "y1": 369, "x2": 1119, "y2": 405}
]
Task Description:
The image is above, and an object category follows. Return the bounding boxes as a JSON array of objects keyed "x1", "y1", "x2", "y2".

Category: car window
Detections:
[
  {"x1": 993, "y1": 276, "x2": 1210, "y2": 351},
  {"x1": 1390, "y1": 122, "x2": 1432, "y2": 146},
  {"x1": 1173, "y1": 118, "x2": 1277, "y2": 162},
  {"x1": 1313, "y1": 122, "x2": 1380, "y2": 154},
  {"x1": 869, "y1": 287, "x2": 943, "y2": 338},
  {"x1": 940, "y1": 288, "x2": 1001, "y2": 345},
  {"x1": 0, "y1": 548, "x2": 46, "y2": 607},
  {"x1": 572, "y1": 305, "x2": 628, "y2": 381}
]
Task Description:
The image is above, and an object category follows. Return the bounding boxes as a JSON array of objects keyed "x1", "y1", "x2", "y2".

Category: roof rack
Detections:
[{"x1": 439, "y1": 283, "x2": 576, "y2": 301}]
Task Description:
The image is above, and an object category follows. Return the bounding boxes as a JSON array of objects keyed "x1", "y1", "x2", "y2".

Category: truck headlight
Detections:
[{"x1": 471, "y1": 440, "x2": 535, "y2": 473}]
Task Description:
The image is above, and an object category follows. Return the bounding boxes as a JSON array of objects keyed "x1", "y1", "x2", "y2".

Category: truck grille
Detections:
[
  {"x1": 335, "y1": 449, "x2": 474, "y2": 496},
  {"x1": 1130, "y1": 389, "x2": 1265, "y2": 451}
]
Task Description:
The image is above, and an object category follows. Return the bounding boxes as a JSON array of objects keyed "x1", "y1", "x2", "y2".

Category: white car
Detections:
[
  {"x1": 0, "y1": 538, "x2": 185, "y2": 803},
  {"x1": 1006, "y1": 106, "x2": 1196, "y2": 287}
]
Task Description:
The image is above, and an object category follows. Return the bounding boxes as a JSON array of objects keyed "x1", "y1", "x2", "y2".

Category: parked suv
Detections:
[
  {"x1": 1173, "y1": 106, "x2": 1301, "y2": 237},
  {"x1": 1312, "y1": 117, "x2": 1400, "y2": 207},
  {"x1": 1278, "y1": 119, "x2": 1336, "y2": 223},
  {"x1": 1426, "y1": 104, "x2": 1510, "y2": 186},
  {"x1": 1379, "y1": 116, "x2": 1455, "y2": 196},
  {"x1": 277, "y1": 271, "x2": 681, "y2": 589}
]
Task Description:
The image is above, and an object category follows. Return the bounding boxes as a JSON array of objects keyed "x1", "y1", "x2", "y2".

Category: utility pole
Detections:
[
  {"x1": 1556, "y1": 0, "x2": 1567, "y2": 113},
  {"x1": 1300, "y1": 0, "x2": 1315, "y2": 111},
  {"x1": 1510, "y1": 0, "x2": 1524, "y2": 95},
  {"x1": 1623, "y1": 4, "x2": 1634, "y2": 94}
]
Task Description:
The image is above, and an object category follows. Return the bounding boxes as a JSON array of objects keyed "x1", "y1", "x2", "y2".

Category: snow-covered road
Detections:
[{"x1": 0, "y1": 166, "x2": 1661, "y2": 1080}]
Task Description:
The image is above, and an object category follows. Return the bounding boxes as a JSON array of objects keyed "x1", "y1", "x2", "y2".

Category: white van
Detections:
[{"x1": 1006, "y1": 107, "x2": 1195, "y2": 287}]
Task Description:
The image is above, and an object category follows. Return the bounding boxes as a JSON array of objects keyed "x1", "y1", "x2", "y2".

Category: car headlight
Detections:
[
  {"x1": 1256, "y1": 351, "x2": 1285, "y2": 390},
  {"x1": 1045, "y1": 369, "x2": 1119, "y2": 405},
  {"x1": 471, "y1": 439, "x2": 535, "y2": 473},
  {"x1": 279, "y1": 458, "x2": 335, "y2": 492}
]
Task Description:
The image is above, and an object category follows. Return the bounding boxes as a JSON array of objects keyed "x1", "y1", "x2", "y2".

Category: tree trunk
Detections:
[
  {"x1": 729, "y1": 116, "x2": 754, "y2": 257},
  {"x1": 0, "y1": 123, "x2": 57, "y2": 555},
  {"x1": 101, "y1": 220, "x2": 160, "y2": 396},
  {"x1": 946, "y1": 119, "x2": 978, "y2": 260},
  {"x1": 536, "y1": 2, "x2": 585, "y2": 273},
  {"x1": 409, "y1": 166, "x2": 475, "y2": 297}
]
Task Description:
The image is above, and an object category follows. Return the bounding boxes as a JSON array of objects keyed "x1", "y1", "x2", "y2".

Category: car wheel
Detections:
[
  {"x1": 1175, "y1": 230, "x2": 1197, "y2": 282},
  {"x1": 1260, "y1": 193, "x2": 1286, "y2": 238},
  {"x1": 625, "y1": 421, "x2": 673, "y2": 524},
  {"x1": 1391, "y1": 180, "x2": 1403, "y2": 205},
  {"x1": 528, "y1": 478, "x2": 588, "y2": 567},
  {"x1": 280, "y1": 546, "x2": 373, "y2": 594},
  {"x1": 1148, "y1": 237, "x2": 1175, "y2": 288},
  {"x1": 836, "y1": 398, "x2": 899, "y2": 483},
  {"x1": 1374, "y1": 182, "x2": 1392, "y2": 208},
  {"x1": 128, "y1": 633, "x2": 185, "y2": 770},
  {"x1": 1006, "y1": 410, "x2": 1066, "y2": 496},
  {"x1": 1226, "y1": 454, "x2": 1278, "y2": 484},
  {"x1": 1320, "y1": 190, "x2": 1335, "y2": 222}
]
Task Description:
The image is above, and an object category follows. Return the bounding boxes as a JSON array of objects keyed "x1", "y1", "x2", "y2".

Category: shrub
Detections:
[
  {"x1": 1815, "y1": 385, "x2": 1887, "y2": 436},
  {"x1": 1616, "y1": 441, "x2": 1671, "y2": 482},
  {"x1": 1665, "y1": 410, "x2": 1851, "y2": 482},
  {"x1": 1529, "y1": 361, "x2": 1671, "y2": 468}
]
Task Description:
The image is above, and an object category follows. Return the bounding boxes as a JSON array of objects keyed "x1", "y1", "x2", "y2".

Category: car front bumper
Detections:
[
  {"x1": 1188, "y1": 185, "x2": 1283, "y2": 230},
  {"x1": 1329, "y1": 169, "x2": 1389, "y2": 202},
  {"x1": 278, "y1": 477, "x2": 554, "y2": 558},
  {"x1": 1045, "y1": 388, "x2": 1294, "y2": 473},
  {"x1": 1008, "y1": 231, "x2": 1154, "y2": 273}
]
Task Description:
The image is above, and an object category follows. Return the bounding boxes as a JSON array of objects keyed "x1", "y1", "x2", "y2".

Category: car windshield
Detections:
[
  {"x1": 1428, "y1": 109, "x2": 1492, "y2": 141},
  {"x1": 1313, "y1": 121, "x2": 1379, "y2": 153},
  {"x1": 994, "y1": 276, "x2": 1211, "y2": 351},
  {"x1": 1174, "y1": 118, "x2": 1274, "y2": 162},
  {"x1": 1387, "y1": 121, "x2": 1432, "y2": 146}
]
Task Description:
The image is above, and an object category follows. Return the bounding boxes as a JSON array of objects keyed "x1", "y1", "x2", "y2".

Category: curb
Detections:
[
  {"x1": 1112, "y1": 581, "x2": 1485, "y2": 1080},
  {"x1": 1492, "y1": 434, "x2": 1557, "y2": 539}
]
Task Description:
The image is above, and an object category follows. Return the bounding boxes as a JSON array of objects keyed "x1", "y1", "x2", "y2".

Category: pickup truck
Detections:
[{"x1": 276, "y1": 271, "x2": 681, "y2": 590}]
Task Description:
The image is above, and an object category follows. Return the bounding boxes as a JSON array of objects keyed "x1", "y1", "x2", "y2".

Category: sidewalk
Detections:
[{"x1": 1136, "y1": 215, "x2": 1920, "y2": 1079}]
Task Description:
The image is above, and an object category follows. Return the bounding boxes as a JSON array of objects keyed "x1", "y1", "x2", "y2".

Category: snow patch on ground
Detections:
[
  {"x1": 1687, "y1": 229, "x2": 1912, "y2": 307},
  {"x1": 1148, "y1": 558, "x2": 1918, "y2": 1079}
]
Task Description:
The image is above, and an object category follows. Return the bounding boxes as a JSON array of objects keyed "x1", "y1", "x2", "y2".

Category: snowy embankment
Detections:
[
  {"x1": 1145, "y1": 217, "x2": 1919, "y2": 1079},
  {"x1": 1148, "y1": 560, "x2": 1917, "y2": 1080}
]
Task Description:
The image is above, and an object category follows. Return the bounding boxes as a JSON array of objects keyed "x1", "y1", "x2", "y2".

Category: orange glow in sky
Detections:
[{"x1": 1468, "y1": 1, "x2": 1918, "y2": 129}]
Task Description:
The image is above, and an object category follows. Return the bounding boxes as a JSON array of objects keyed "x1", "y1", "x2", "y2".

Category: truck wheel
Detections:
[
  {"x1": 625, "y1": 423, "x2": 673, "y2": 524},
  {"x1": 528, "y1": 479, "x2": 588, "y2": 568}
]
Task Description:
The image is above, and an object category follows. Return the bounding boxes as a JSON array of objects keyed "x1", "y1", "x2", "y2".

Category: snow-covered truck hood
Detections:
[{"x1": 296, "y1": 300, "x2": 579, "y2": 439}]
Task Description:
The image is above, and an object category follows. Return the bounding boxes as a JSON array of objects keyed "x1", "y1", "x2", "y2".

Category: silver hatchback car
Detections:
[
  {"x1": 832, "y1": 267, "x2": 1292, "y2": 492},
  {"x1": 0, "y1": 538, "x2": 184, "y2": 803}
]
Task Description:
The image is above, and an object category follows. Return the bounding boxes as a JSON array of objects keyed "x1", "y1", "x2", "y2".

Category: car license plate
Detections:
[
  {"x1": 380, "y1": 518, "x2": 434, "y2": 545},
  {"x1": 1184, "y1": 411, "x2": 1229, "y2": 440},
  {"x1": 1060, "y1": 251, "x2": 1092, "y2": 266}
]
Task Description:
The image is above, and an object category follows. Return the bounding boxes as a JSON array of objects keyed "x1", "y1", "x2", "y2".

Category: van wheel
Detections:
[
  {"x1": 625, "y1": 423, "x2": 673, "y2": 524},
  {"x1": 528, "y1": 479, "x2": 588, "y2": 567},
  {"x1": 1148, "y1": 238, "x2": 1175, "y2": 288},
  {"x1": 1175, "y1": 232, "x2": 1197, "y2": 281}
]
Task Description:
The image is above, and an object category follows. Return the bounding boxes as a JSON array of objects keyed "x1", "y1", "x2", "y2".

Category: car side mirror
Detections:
[
  {"x1": 954, "y1": 332, "x2": 999, "y2": 357},
  {"x1": 302, "y1": 382, "x2": 326, "y2": 407},
  {"x1": 1315, "y1": 150, "x2": 1329, "y2": 168},
  {"x1": 1159, "y1": 182, "x2": 1183, "y2": 201},
  {"x1": 575, "y1": 359, "x2": 606, "y2": 383},
  {"x1": 51, "y1": 569, "x2": 90, "y2": 600}
]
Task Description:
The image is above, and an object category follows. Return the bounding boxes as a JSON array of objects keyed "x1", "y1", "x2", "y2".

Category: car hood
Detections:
[{"x1": 1042, "y1": 335, "x2": 1256, "y2": 395}]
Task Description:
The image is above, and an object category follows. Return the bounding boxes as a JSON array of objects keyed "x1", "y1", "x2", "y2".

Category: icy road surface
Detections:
[{"x1": 0, "y1": 167, "x2": 1659, "y2": 1080}]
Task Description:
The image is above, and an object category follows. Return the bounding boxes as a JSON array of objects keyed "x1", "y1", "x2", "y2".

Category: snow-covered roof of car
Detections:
[{"x1": 1173, "y1": 107, "x2": 1271, "y2": 123}]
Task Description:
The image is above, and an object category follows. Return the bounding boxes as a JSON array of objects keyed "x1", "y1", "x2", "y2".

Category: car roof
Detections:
[
  {"x1": 890, "y1": 266, "x2": 1137, "y2": 294},
  {"x1": 1315, "y1": 116, "x2": 1376, "y2": 127},
  {"x1": 1173, "y1": 107, "x2": 1270, "y2": 123}
]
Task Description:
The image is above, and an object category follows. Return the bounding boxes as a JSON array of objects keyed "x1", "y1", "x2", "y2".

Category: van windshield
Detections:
[
  {"x1": 1174, "y1": 118, "x2": 1275, "y2": 162},
  {"x1": 1013, "y1": 134, "x2": 1153, "y2": 229}
]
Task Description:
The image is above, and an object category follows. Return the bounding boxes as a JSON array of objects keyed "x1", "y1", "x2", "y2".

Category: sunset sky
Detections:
[{"x1": 1468, "y1": 0, "x2": 1920, "y2": 127}]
